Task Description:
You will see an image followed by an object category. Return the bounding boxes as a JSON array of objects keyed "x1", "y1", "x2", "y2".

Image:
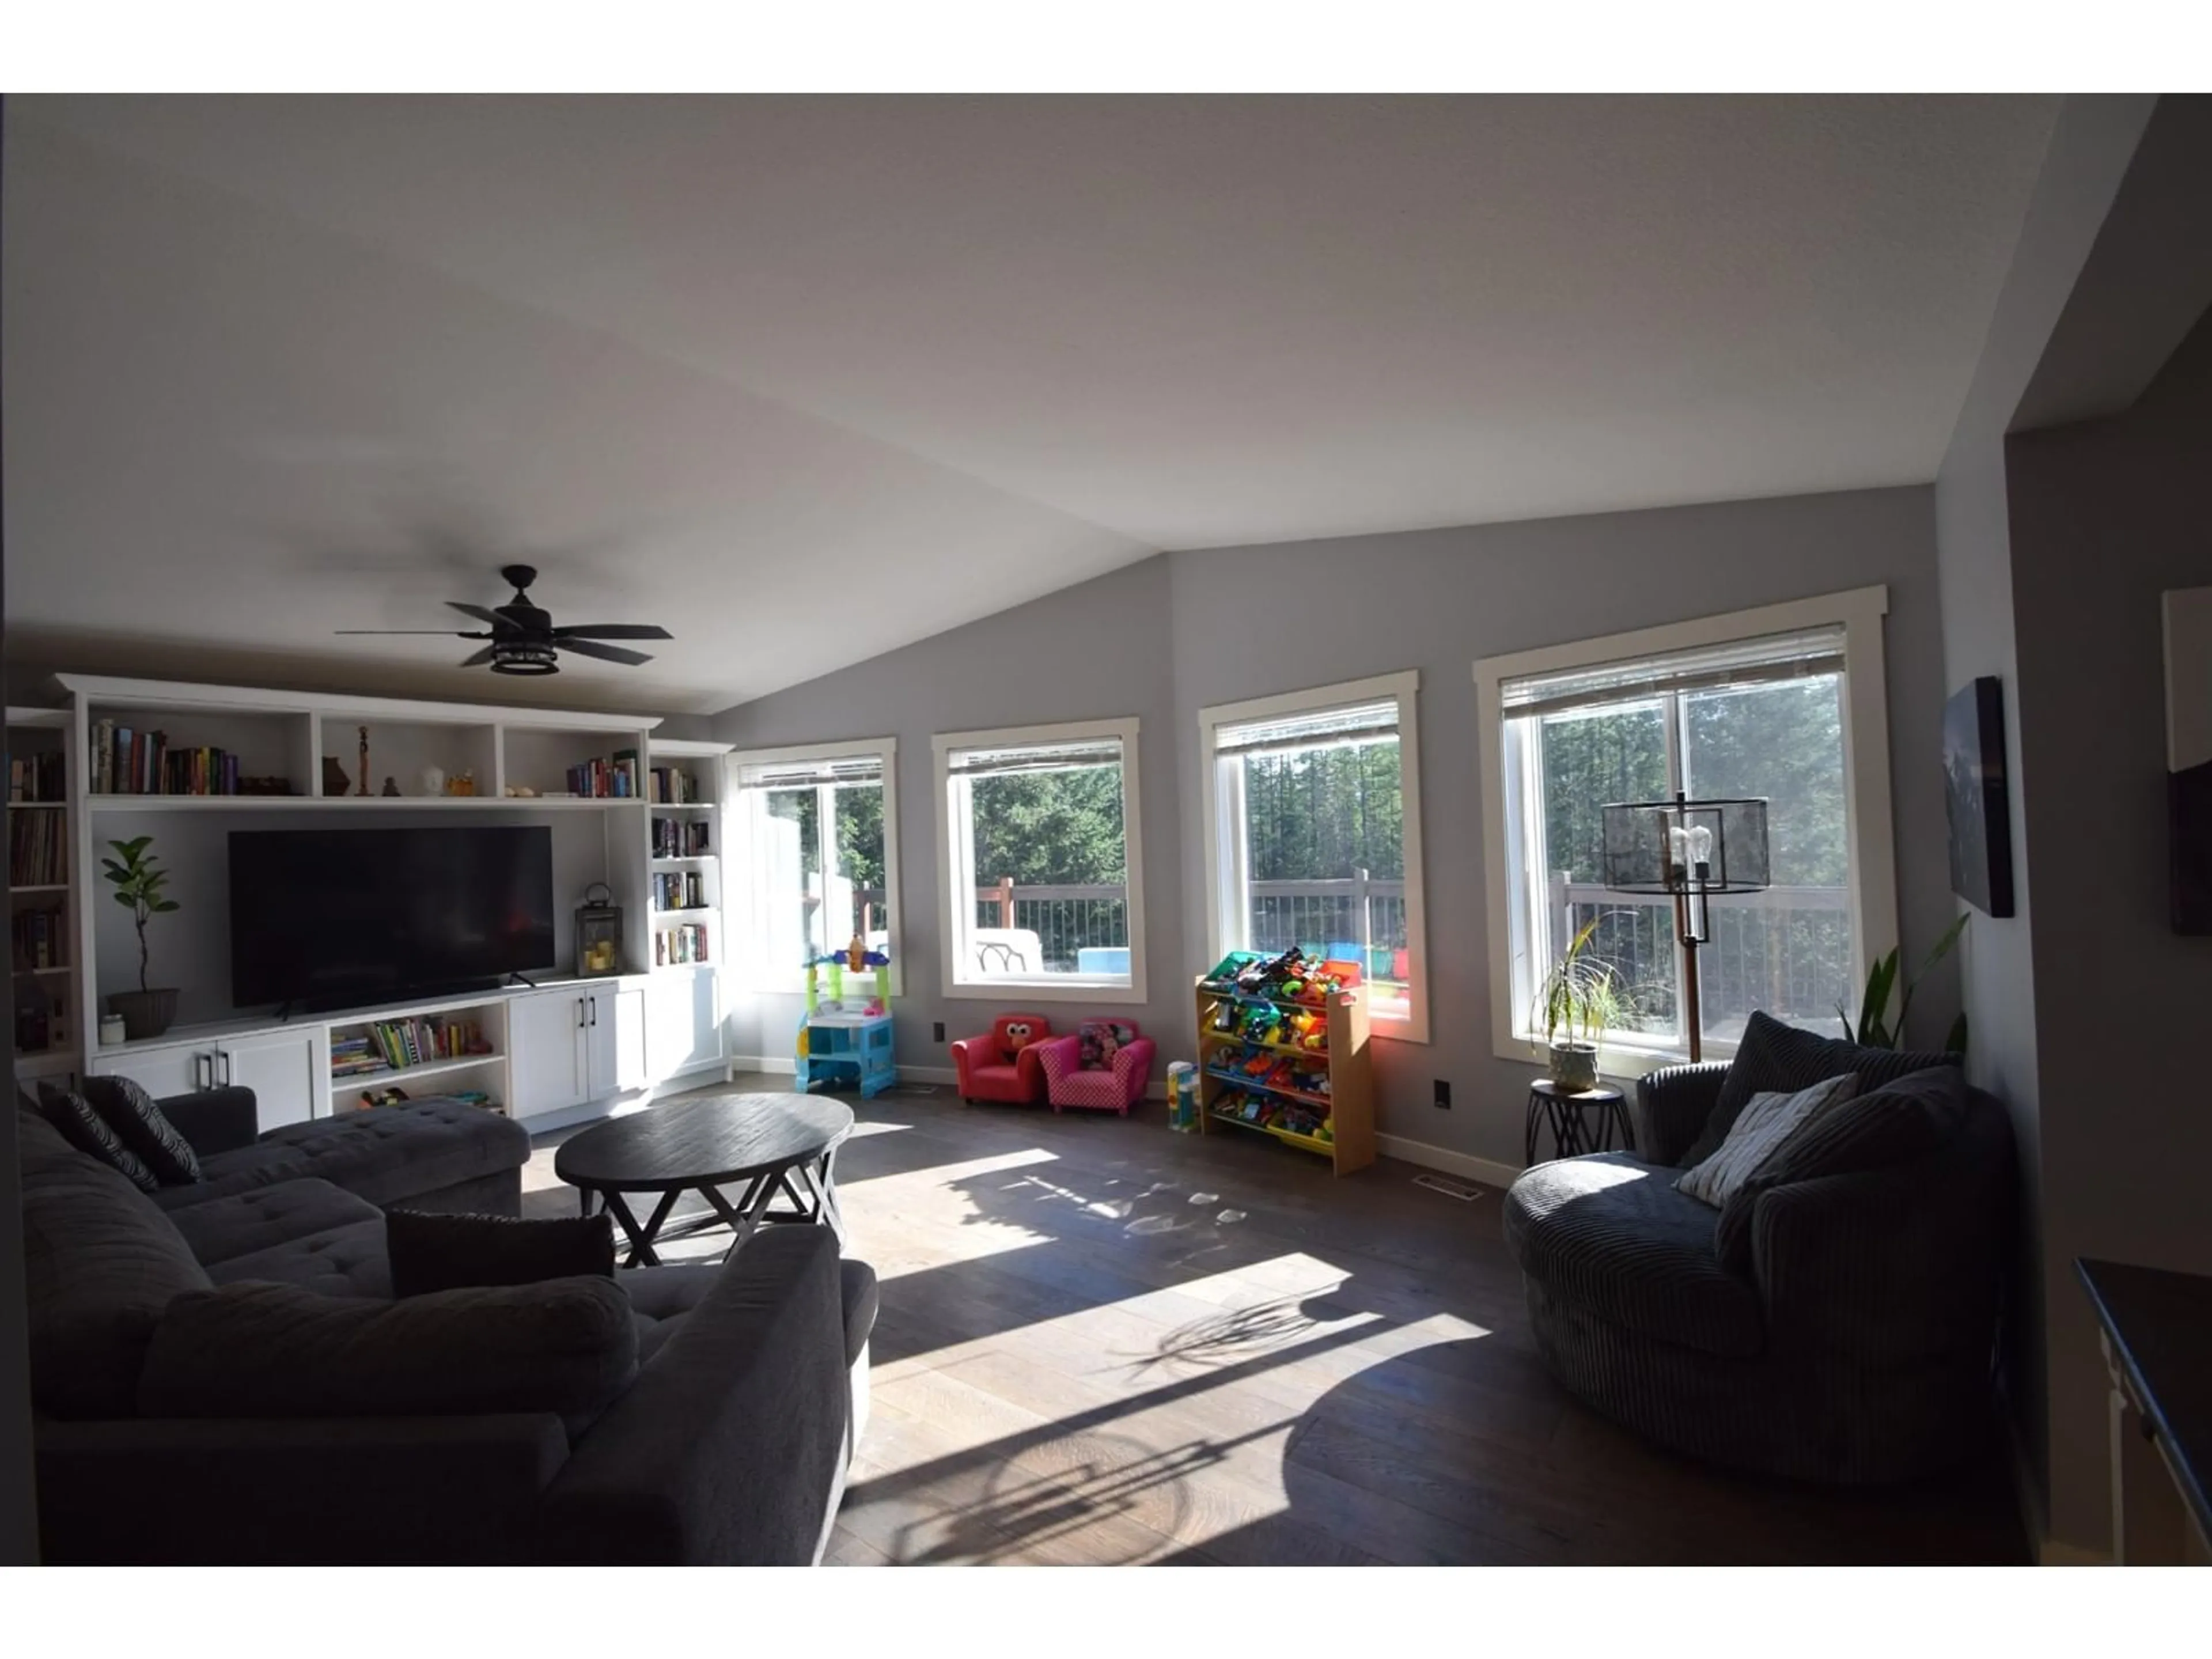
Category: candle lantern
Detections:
[{"x1": 575, "y1": 882, "x2": 624, "y2": 978}]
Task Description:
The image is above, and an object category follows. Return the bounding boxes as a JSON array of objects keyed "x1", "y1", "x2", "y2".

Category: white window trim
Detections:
[
  {"x1": 1472, "y1": 586, "x2": 1896, "y2": 1077},
  {"x1": 933, "y1": 715, "x2": 1147, "y2": 1005},
  {"x1": 1197, "y1": 670, "x2": 1430, "y2": 1043},
  {"x1": 725, "y1": 736, "x2": 903, "y2": 997}
]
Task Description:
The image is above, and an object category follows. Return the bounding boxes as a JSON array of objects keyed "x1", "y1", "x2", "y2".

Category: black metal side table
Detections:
[{"x1": 1524, "y1": 1078, "x2": 1634, "y2": 1165}]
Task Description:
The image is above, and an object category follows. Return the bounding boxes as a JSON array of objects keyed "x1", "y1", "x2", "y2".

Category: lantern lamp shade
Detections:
[{"x1": 1601, "y1": 796, "x2": 1772, "y2": 895}]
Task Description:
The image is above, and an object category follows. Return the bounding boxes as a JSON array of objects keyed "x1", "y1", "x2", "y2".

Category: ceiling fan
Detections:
[{"x1": 336, "y1": 565, "x2": 672, "y2": 676}]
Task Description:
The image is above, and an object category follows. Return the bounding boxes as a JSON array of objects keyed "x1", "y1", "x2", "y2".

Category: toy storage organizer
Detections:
[
  {"x1": 1194, "y1": 955, "x2": 1375, "y2": 1176},
  {"x1": 796, "y1": 1011, "x2": 896, "y2": 1100}
]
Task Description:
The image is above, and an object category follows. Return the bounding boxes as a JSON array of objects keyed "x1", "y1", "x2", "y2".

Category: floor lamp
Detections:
[{"x1": 1599, "y1": 791, "x2": 1771, "y2": 1063}]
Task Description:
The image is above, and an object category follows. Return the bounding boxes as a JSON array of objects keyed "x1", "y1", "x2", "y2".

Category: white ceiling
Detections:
[{"x1": 4, "y1": 95, "x2": 2059, "y2": 713}]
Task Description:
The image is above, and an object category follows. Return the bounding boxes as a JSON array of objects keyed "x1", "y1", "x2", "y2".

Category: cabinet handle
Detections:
[
  {"x1": 577, "y1": 997, "x2": 586, "y2": 1029},
  {"x1": 589, "y1": 998, "x2": 599, "y2": 1028},
  {"x1": 221, "y1": 1051, "x2": 233, "y2": 1087},
  {"x1": 196, "y1": 1052, "x2": 213, "y2": 1090}
]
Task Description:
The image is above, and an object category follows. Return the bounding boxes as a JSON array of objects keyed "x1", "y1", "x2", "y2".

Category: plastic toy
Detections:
[{"x1": 950, "y1": 1013, "x2": 1055, "y2": 1105}]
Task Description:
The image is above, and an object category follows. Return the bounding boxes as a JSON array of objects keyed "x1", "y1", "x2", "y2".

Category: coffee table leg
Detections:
[
  {"x1": 699, "y1": 1175, "x2": 774, "y2": 1257},
  {"x1": 604, "y1": 1188, "x2": 677, "y2": 1268}
]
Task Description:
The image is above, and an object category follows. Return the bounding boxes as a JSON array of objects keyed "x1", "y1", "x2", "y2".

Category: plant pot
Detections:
[
  {"x1": 108, "y1": 988, "x2": 179, "y2": 1042},
  {"x1": 1547, "y1": 1040, "x2": 1600, "y2": 1093}
]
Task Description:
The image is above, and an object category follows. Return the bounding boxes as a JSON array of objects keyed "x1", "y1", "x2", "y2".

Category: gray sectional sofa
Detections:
[{"x1": 21, "y1": 1087, "x2": 877, "y2": 1564}]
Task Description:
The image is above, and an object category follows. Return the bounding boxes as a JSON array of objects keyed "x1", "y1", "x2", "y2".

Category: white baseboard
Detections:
[
  {"x1": 1375, "y1": 1132, "x2": 1521, "y2": 1192},
  {"x1": 728, "y1": 1054, "x2": 798, "y2": 1075}
]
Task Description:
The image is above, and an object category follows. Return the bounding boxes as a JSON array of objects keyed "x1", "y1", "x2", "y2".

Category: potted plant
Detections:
[
  {"x1": 103, "y1": 835, "x2": 181, "y2": 1040},
  {"x1": 1839, "y1": 912, "x2": 1971, "y2": 1054},
  {"x1": 1533, "y1": 918, "x2": 1621, "y2": 1093}
]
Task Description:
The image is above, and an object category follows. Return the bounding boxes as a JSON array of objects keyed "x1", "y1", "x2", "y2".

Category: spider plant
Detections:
[{"x1": 1533, "y1": 918, "x2": 1623, "y2": 1089}]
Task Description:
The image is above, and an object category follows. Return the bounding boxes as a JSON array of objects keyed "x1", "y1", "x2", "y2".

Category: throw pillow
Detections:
[
  {"x1": 1713, "y1": 1063, "x2": 1972, "y2": 1274},
  {"x1": 1674, "y1": 1072, "x2": 1862, "y2": 1209},
  {"x1": 37, "y1": 1082, "x2": 161, "y2": 1194},
  {"x1": 138, "y1": 1277, "x2": 639, "y2": 1429},
  {"x1": 386, "y1": 1209, "x2": 616, "y2": 1298},
  {"x1": 1078, "y1": 1020, "x2": 1138, "y2": 1070},
  {"x1": 1681, "y1": 1009, "x2": 1959, "y2": 1169},
  {"x1": 80, "y1": 1074, "x2": 203, "y2": 1187}
]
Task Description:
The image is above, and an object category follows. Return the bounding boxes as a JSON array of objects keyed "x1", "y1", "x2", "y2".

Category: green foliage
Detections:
[
  {"x1": 968, "y1": 767, "x2": 1127, "y2": 886},
  {"x1": 102, "y1": 835, "x2": 179, "y2": 993},
  {"x1": 1241, "y1": 740, "x2": 1403, "y2": 882},
  {"x1": 1839, "y1": 912, "x2": 1970, "y2": 1052},
  {"x1": 1533, "y1": 917, "x2": 1623, "y2": 1051}
]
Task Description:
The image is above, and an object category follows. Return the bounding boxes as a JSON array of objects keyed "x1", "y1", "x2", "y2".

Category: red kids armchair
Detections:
[
  {"x1": 951, "y1": 1013, "x2": 1054, "y2": 1105},
  {"x1": 1036, "y1": 1019, "x2": 1155, "y2": 1115}
]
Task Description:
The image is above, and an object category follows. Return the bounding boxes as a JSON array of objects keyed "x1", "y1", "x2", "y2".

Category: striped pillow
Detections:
[{"x1": 1675, "y1": 1072, "x2": 1862, "y2": 1209}]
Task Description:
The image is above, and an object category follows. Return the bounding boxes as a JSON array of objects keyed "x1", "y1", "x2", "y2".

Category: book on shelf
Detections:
[
  {"x1": 8, "y1": 806, "x2": 68, "y2": 885},
  {"x1": 648, "y1": 766, "x2": 700, "y2": 805},
  {"x1": 13, "y1": 982, "x2": 69, "y2": 1053},
  {"x1": 655, "y1": 922, "x2": 710, "y2": 965},
  {"x1": 650, "y1": 870, "x2": 708, "y2": 911},
  {"x1": 565, "y1": 750, "x2": 642, "y2": 799},
  {"x1": 335, "y1": 1014, "x2": 493, "y2": 1076},
  {"x1": 7, "y1": 750, "x2": 66, "y2": 803},
  {"x1": 87, "y1": 718, "x2": 247, "y2": 796},
  {"x1": 651, "y1": 815, "x2": 711, "y2": 857},
  {"x1": 10, "y1": 904, "x2": 69, "y2": 972}
]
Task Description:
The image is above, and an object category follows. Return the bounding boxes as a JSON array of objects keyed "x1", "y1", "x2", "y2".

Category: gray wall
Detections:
[
  {"x1": 715, "y1": 485, "x2": 1959, "y2": 1175},
  {"x1": 711, "y1": 556, "x2": 1186, "y2": 1073},
  {"x1": 2003, "y1": 308, "x2": 2212, "y2": 1552},
  {"x1": 1171, "y1": 487, "x2": 1958, "y2": 1170}
]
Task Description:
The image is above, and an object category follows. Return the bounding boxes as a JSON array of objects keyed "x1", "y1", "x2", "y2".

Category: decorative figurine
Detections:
[
  {"x1": 421, "y1": 764, "x2": 445, "y2": 796},
  {"x1": 321, "y1": 755, "x2": 350, "y2": 797},
  {"x1": 357, "y1": 725, "x2": 370, "y2": 796},
  {"x1": 381, "y1": 776, "x2": 400, "y2": 797}
]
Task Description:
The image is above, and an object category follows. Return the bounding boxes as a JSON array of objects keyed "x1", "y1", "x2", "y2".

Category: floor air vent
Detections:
[{"x1": 1413, "y1": 1172, "x2": 1486, "y2": 1203}]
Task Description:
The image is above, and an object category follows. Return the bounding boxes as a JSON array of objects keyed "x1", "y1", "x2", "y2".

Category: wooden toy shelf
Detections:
[{"x1": 1194, "y1": 975, "x2": 1375, "y2": 1176}]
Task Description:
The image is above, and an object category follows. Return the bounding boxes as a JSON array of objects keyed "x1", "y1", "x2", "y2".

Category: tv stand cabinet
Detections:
[{"x1": 39, "y1": 674, "x2": 733, "y2": 1124}]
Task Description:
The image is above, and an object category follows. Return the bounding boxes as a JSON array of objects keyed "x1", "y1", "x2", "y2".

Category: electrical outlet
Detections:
[
  {"x1": 1433, "y1": 1078, "x2": 1452, "y2": 1109},
  {"x1": 933, "y1": 1021, "x2": 946, "y2": 1043}
]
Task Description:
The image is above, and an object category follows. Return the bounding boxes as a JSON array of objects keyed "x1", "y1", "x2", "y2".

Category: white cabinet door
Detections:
[
  {"x1": 645, "y1": 975, "x2": 688, "y2": 1084},
  {"x1": 88, "y1": 1039, "x2": 211, "y2": 1098},
  {"x1": 685, "y1": 969, "x2": 724, "y2": 1071},
  {"x1": 581, "y1": 984, "x2": 629, "y2": 1101},
  {"x1": 509, "y1": 989, "x2": 588, "y2": 1120},
  {"x1": 218, "y1": 1028, "x2": 324, "y2": 1128},
  {"x1": 612, "y1": 987, "x2": 649, "y2": 1093}
]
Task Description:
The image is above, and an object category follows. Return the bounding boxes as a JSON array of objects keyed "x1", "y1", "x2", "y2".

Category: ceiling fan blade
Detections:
[
  {"x1": 459, "y1": 644, "x2": 500, "y2": 668},
  {"x1": 556, "y1": 637, "x2": 654, "y2": 667},
  {"x1": 552, "y1": 623, "x2": 673, "y2": 641},
  {"x1": 335, "y1": 629, "x2": 475, "y2": 635},
  {"x1": 448, "y1": 601, "x2": 506, "y2": 626}
]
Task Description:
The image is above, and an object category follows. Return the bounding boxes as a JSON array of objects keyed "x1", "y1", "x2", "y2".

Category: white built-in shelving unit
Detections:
[{"x1": 14, "y1": 675, "x2": 734, "y2": 1131}]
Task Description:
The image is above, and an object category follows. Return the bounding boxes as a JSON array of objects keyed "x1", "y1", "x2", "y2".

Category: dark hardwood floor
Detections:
[{"x1": 521, "y1": 1074, "x2": 2027, "y2": 1566}]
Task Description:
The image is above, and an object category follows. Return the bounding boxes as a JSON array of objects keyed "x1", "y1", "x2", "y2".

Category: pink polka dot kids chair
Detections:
[
  {"x1": 950, "y1": 1013, "x2": 1055, "y2": 1105},
  {"x1": 1036, "y1": 1018, "x2": 1155, "y2": 1115}
]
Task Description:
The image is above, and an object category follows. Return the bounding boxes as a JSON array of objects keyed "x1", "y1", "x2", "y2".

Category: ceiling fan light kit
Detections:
[{"x1": 336, "y1": 563, "x2": 672, "y2": 675}]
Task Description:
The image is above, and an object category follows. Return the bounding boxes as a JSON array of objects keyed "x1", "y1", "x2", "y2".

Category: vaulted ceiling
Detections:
[{"x1": 3, "y1": 96, "x2": 2059, "y2": 713}]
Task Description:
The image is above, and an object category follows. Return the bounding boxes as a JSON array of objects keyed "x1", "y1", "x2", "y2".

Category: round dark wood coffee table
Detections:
[{"x1": 555, "y1": 1093, "x2": 854, "y2": 1267}]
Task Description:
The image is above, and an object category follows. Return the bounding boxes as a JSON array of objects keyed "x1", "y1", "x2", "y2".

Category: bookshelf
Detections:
[
  {"x1": 1194, "y1": 967, "x2": 1376, "y2": 1177},
  {"x1": 645, "y1": 740, "x2": 728, "y2": 977},
  {"x1": 9, "y1": 707, "x2": 81, "y2": 1084}
]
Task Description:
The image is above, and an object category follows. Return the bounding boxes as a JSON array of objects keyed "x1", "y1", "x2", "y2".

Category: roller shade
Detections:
[
  {"x1": 1214, "y1": 696, "x2": 1399, "y2": 761},
  {"x1": 1501, "y1": 626, "x2": 1845, "y2": 719},
  {"x1": 946, "y1": 737, "x2": 1123, "y2": 779},
  {"x1": 740, "y1": 754, "x2": 884, "y2": 790}
]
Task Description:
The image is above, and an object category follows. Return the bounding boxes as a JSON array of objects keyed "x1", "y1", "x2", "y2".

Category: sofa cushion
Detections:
[
  {"x1": 388, "y1": 1210, "x2": 615, "y2": 1298},
  {"x1": 1714, "y1": 1064, "x2": 1972, "y2": 1274},
  {"x1": 1675, "y1": 1073, "x2": 1861, "y2": 1209},
  {"x1": 205, "y1": 1219, "x2": 395, "y2": 1298},
  {"x1": 17, "y1": 1106, "x2": 215, "y2": 1418},
  {"x1": 178, "y1": 1098, "x2": 530, "y2": 1209},
  {"x1": 82, "y1": 1074, "x2": 203, "y2": 1186},
  {"x1": 622, "y1": 1263, "x2": 725, "y2": 1366},
  {"x1": 37, "y1": 1083, "x2": 160, "y2": 1193},
  {"x1": 1682, "y1": 1010, "x2": 1959, "y2": 1168},
  {"x1": 840, "y1": 1259, "x2": 880, "y2": 1367},
  {"x1": 1502, "y1": 1152, "x2": 1764, "y2": 1359},
  {"x1": 139, "y1": 1278, "x2": 639, "y2": 1428},
  {"x1": 164, "y1": 1179, "x2": 384, "y2": 1267}
]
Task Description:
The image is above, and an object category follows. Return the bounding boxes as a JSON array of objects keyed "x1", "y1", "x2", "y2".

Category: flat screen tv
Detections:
[{"x1": 229, "y1": 825, "x2": 556, "y2": 1010}]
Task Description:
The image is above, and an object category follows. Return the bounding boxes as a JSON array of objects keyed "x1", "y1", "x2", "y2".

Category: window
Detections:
[
  {"x1": 1475, "y1": 588, "x2": 1897, "y2": 1070},
  {"x1": 1199, "y1": 672, "x2": 1429, "y2": 1041},
  {"x1": 934, "y1": 717, "x2": 1146, "y2": 1002},
  {"x1": 729, "y1": 740, "x2": 900, "y2": 992}
]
